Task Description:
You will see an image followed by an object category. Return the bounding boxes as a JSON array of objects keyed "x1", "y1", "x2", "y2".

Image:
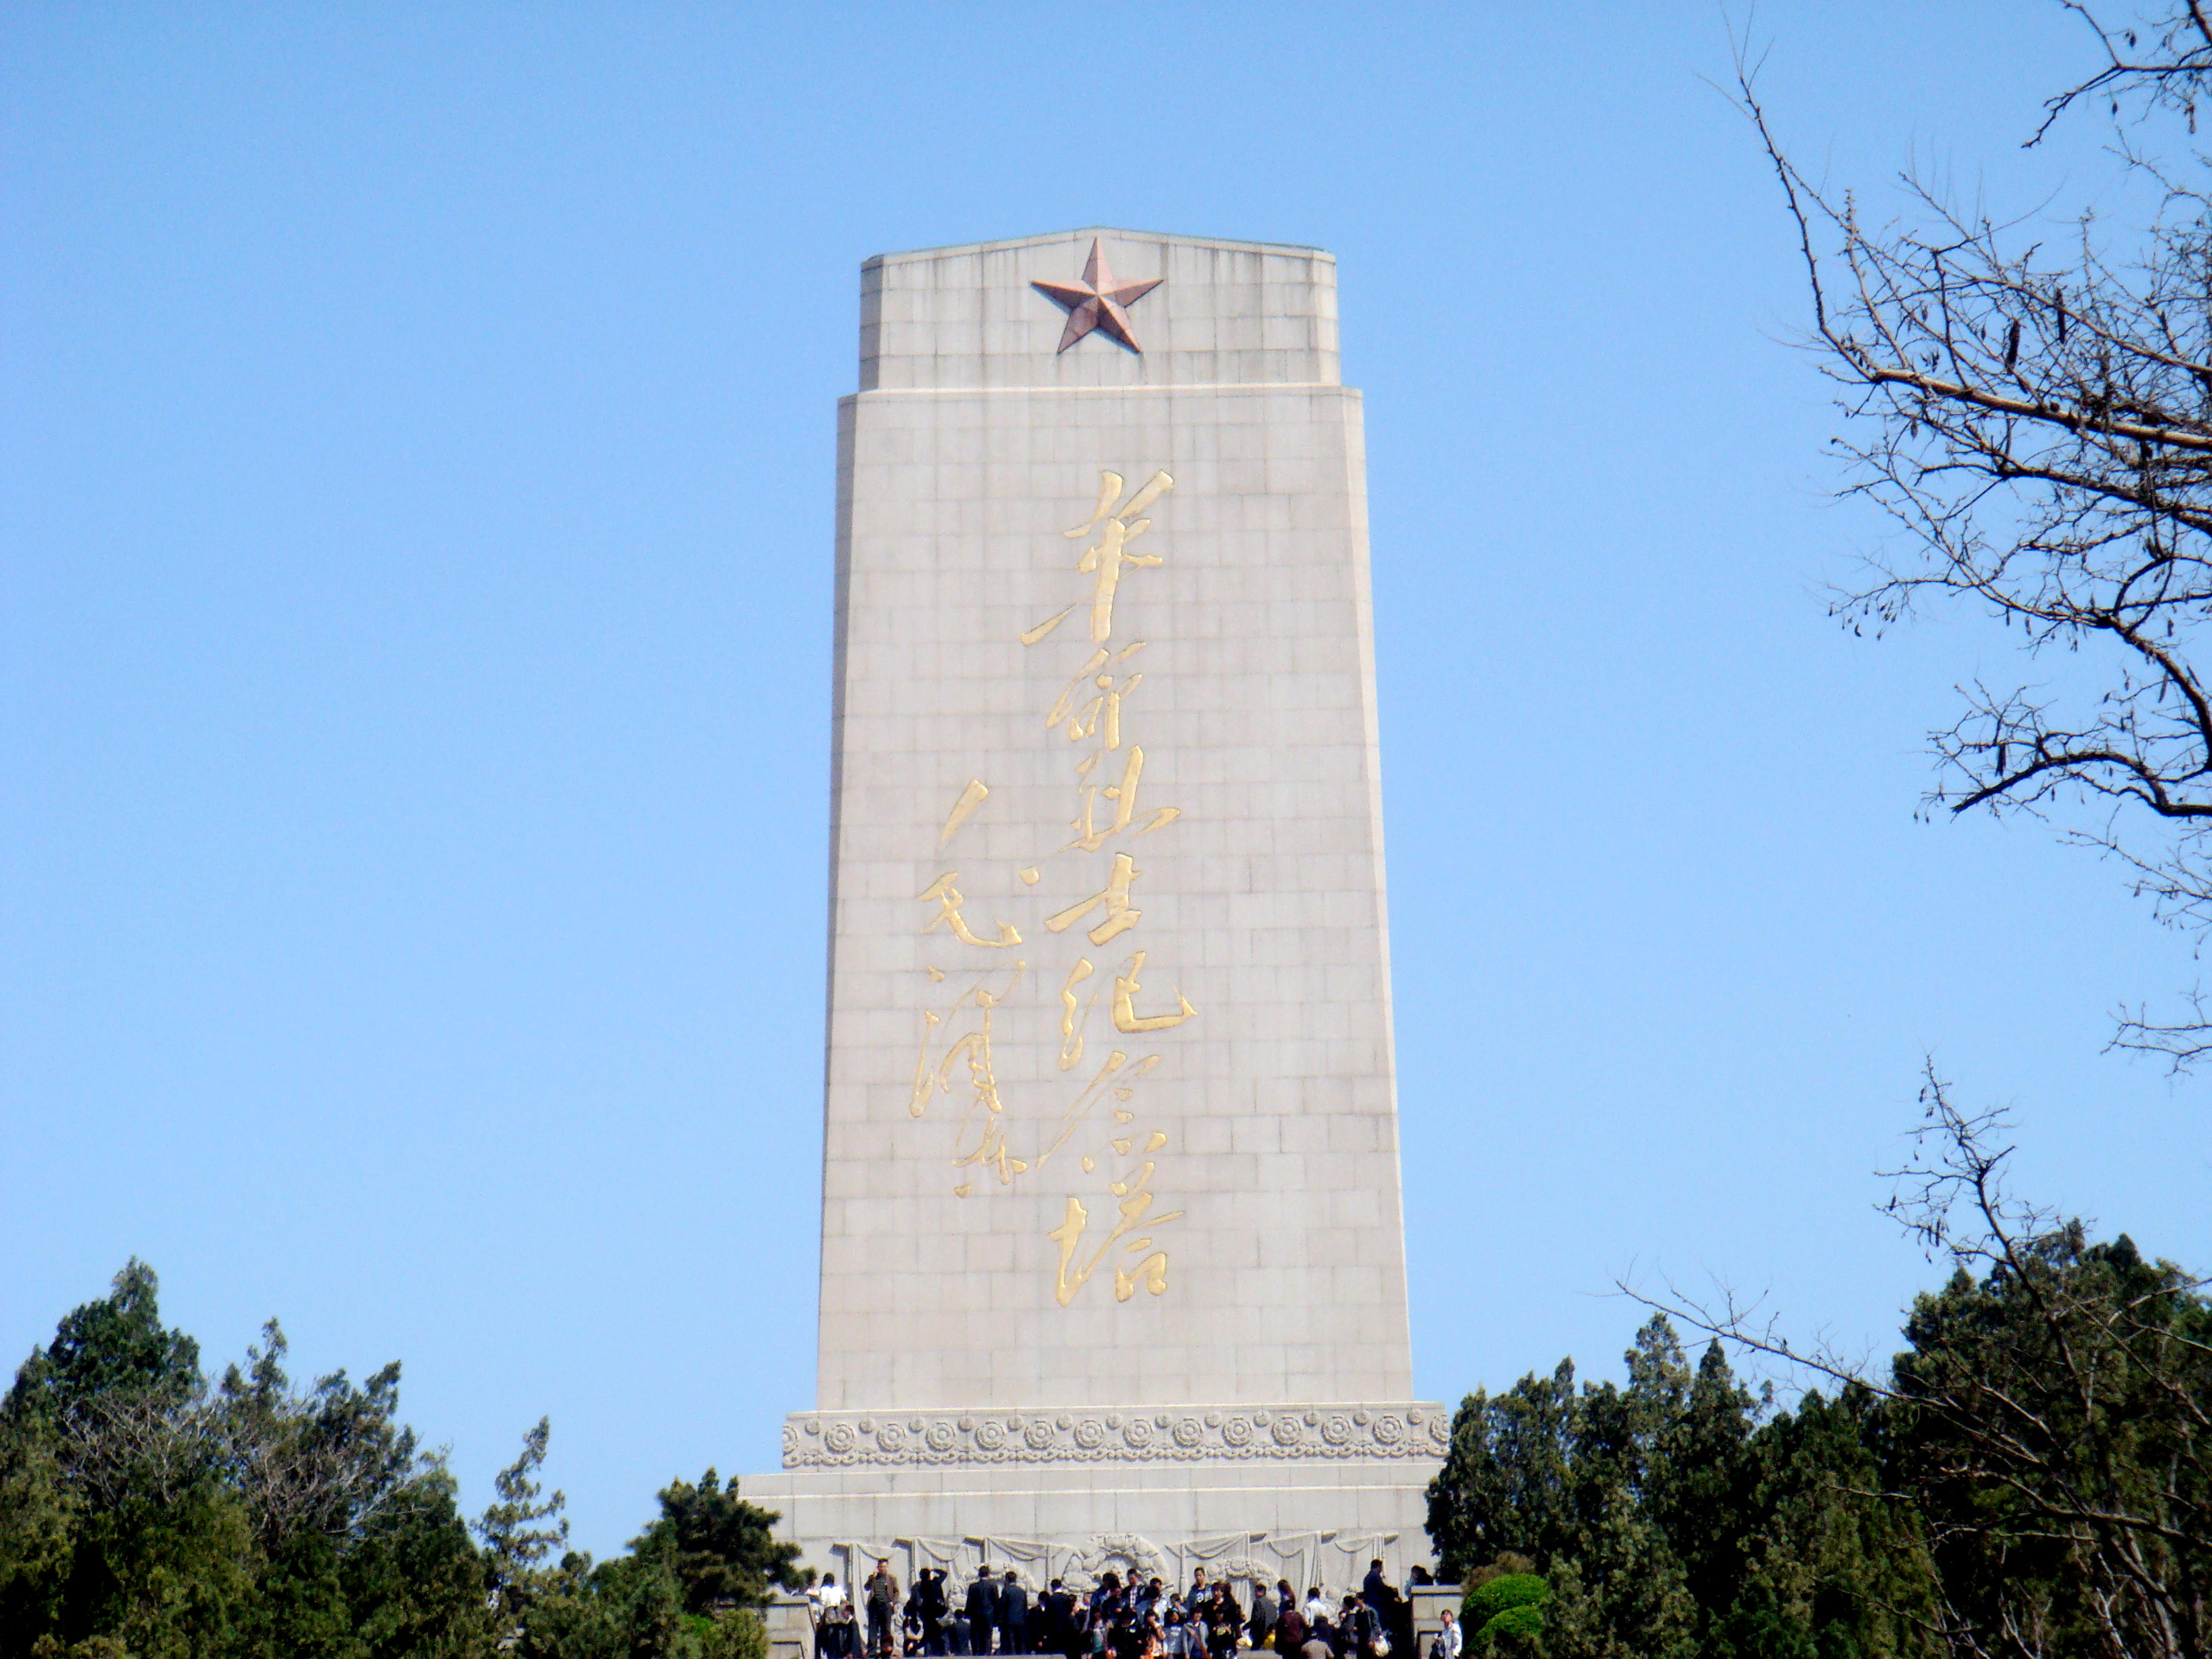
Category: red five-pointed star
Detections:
[{"x1": 1031, "y1": 238, "x2": 1164, "y2": 354}]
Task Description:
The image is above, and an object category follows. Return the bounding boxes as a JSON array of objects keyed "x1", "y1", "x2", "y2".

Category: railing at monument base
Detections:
[{"x1": 766, "y1": 1593, "x2": 816, "y2": 1659}]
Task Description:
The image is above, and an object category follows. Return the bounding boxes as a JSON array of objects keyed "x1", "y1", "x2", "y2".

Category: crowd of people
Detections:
[{"x1": 808, "y1": 1559, "x2": 1459, "y2": 1659}]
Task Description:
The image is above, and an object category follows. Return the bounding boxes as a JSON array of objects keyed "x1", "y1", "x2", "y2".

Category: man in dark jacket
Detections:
[
  {"x1": 1035, "y1": 1578, "x2": 1070, "y2": 1656},
  {"x1": 999, "y1": 1570, "x2": 1031, "y2": 1655},
  {"x1": 1057, "y1": 1578, "x2": 1090, "y2": 1659},
  {"x1": 1360, "y1": 1563, "x2": 1389, "y2": 1616},
  {"x1": 916, "y1": 1568, "x2": 949, "y2": 1656},
  {"x1": 1360, "y1": 1562, "x2": 1406, "y2": 1659},
  {"x1": 967, "y1": 1565, "x2": 1003, "y2": 1657},
  {"x1": 1248, "y1": 1583, "x2": 1277, "y2": 1650}
]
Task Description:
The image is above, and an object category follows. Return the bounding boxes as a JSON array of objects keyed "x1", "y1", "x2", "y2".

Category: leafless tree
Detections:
[
  {"x1": 51, "y1": 1391, "x2": 222, "y2": 1515},
  {"x1": 48, "y1": 1319, "x2": 427, "y2": 1550},
  {"x1": 1742, "y1": 2, "x2": 2212, "y2": 1068},
  {"x1": 208, "y1": 1321, "x2": 424, "y2": 1549}
]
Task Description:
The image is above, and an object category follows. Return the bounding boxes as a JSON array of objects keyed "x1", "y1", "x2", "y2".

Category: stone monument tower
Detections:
[{"x1": 745, "y1": 228, "x2": 1442, "y2": 1596}]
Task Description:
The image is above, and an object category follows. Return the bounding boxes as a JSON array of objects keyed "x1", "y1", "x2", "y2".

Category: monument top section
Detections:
[{"x1": 859, "y1": 227, "x2": 1341, "y2": 393}]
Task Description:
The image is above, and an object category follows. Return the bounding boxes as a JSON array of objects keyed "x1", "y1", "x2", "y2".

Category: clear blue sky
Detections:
[{"x1": 6, "y1": 2, "x2": 2207, "y2": 1559}]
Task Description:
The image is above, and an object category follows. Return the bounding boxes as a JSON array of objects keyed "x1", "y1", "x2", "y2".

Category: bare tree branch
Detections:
[
  {"x1": 47, "y1": 1319, "x2": 428, "y2": 1551},
  {"x1": 1735, "y1": 4, "x2": 2212, "y2": 1068}
]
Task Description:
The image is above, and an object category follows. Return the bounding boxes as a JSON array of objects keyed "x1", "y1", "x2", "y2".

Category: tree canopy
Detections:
[
  {"x1": 1431, "y1": 1088, "x2": 2212, "y2": 1659},
  {"x1": 0, "y1": 1261, "x2": 806, "y2": 1659}
]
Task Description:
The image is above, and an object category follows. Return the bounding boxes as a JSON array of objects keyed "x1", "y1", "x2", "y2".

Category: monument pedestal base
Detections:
[{"x1": 745, "y1": 1402, "x2": 1446, "y2": 1595}]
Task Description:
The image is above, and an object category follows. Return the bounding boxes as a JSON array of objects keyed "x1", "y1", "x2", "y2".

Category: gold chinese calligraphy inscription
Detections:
[{"x1": 905, "y1": 469, "x2": 1196, "y2": 1307}]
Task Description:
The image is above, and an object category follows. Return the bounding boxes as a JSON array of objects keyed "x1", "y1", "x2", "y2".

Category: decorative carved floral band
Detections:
[{"x1": 781, "y1": 1405, "x2": 1449, "y2": 1469}]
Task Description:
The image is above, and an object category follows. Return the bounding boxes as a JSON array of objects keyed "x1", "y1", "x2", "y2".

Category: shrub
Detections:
[
  {"x1": 1464, "y1": 1574, "x2": 1547, "y2": 1626},
  {"x1": 1475, "y1": 1602, "x2": 1543, "y2": 1652},
  {"x1": 1464, "y1": 1575, "x2": 1547, "y2": 1656}
]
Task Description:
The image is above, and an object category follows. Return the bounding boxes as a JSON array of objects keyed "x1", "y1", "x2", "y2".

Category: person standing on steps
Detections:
[
  {"x1": 866, "y1": 1561, "x2": 901, "y2": 1659},
  {"x1": 1000, "y1": 1570, "x2": 1031, "y2": 1656},
  {"x1": 1181, "y1": 1570, "x2": 1208, "y2": 1620},
  {"x1": 967, "y1": 1563, "x2": 1004, "y2": 1657},
  {"x1": 1248, "y1": 1580, "x2": 1277, "y2": 1651},
  {"x1": 918, "y1": 1568, "x2": 951, "y2": 1656},
  {"x1": 1273, "y1": 1584, "x2": 1307, "y2": 1658}
]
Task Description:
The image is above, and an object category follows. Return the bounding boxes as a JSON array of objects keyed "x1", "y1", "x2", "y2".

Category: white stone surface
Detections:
[
  {"x1": 859, "y1": 230, "x2": 1340, "y2": 394},
  {"x1": 754, "y1": 228, "x2": 1436, "y2": 1573},
  {"x1": 745, "y1": 1461, "x2": 1433, "y2": 1596}
]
